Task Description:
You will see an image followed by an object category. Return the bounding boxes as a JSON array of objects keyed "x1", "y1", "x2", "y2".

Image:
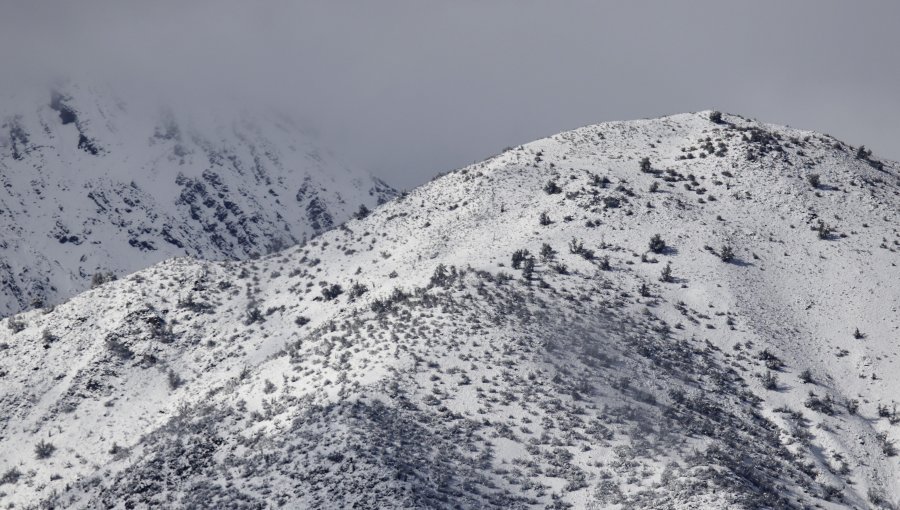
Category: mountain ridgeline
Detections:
[
  {"x1": 0, "y1": 84, "x2": 394, "y2": 317},
  {"x1": 1, "y1": 112, "x2": 898, "y2": 509}
]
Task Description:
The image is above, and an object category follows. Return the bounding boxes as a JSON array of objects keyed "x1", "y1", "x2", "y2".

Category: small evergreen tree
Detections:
[
  {"x1": 659, "y1": 262, "x2": 673, "y2": 283},
  {"x1": 638, "y1": 283, "x2": 650, "y2": 297},
  {"x1": 521, "y1": 257, "x2": 535, "y2": 280},
  {"x1": 719, "y1": 244, "x2": 735, "y2": 262},
  {"x1": 430, "y1": 263, "x2": 450, "y2": 287},
  {"x1": 762, "y1": 371, "x2": 779, "y2": 390},
  {"x1": 544, "y1": 180, "x2": 562, "y2": 194},
  {"x1": 639, "y1": 157, "x2": 652, "y2": 173},
  {"x1": 540, "y1": 243, "x2": 556, "y2": 263},
  {"x1": 511, "y1": 249, "x2": 530, "y2": 269},
  {"x1": 648, "y1": 234, "x2": 666, "y2": 254},
  {"x1": 539, "y1": 211, "x2": 552, "y2": 226},
  {"x1": 354, "y1": 204, "x2": 370, "y2": 220},
  {"x1": 709, "y1": 111, "x2": 723, "y2": 124}
]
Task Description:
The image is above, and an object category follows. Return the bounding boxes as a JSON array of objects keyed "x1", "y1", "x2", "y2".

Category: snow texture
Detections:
[
  {"x1": 0, "y1": 82, "x2": 394, "y2": 317},
  {"x1": 0, "y1": 111, "x2": 898, "y2": 509}
]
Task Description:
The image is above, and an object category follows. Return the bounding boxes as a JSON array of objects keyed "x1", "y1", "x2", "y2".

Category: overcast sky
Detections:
[{"x1": 2, "y1": 1, "x2": 899, "y2": 189}]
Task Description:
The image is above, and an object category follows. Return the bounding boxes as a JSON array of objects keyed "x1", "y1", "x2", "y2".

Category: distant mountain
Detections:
[
  {"x1": 1, "y1": 112, "x2": 898, "y2": 509},
  {"x1": 0, "y1": 82, "x2": 394, "y2": 316}
]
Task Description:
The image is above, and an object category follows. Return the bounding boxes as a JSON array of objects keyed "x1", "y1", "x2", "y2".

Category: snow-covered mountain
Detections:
[
  {"x1": 0, "y1": 83, "x2": 394, "y2": 317},
  {"x1": 1, "y1": 112, "x2": 898, "y2": 509}
]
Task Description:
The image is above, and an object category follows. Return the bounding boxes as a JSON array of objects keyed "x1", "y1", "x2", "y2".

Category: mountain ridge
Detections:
[
  {"x1": 0, "y1": 82, "x2": 394, "y2": 317},
  {"x1": 1, "y1": 111, "x2": 898, "y2": 509}
]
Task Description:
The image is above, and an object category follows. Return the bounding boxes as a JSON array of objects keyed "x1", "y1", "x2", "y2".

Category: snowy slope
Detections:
[
  {"x1": 0, "y1": 82, "x2": 394, "y2": 317},
  {"x1": 1, "y1": 112, "x2": 898, "y2": 509}
]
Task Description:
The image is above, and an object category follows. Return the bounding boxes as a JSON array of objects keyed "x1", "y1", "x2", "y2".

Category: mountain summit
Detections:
[
  {"x1": 0, "y1": 82, "x2": 394, "y2": 317},
  {"x1": 1, "y1": 111, "x2": 898, "y2": 508}
]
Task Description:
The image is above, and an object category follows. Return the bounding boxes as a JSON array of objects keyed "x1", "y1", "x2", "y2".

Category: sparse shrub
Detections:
[
  {"x1": 805, "y1": 391, "x2": 837, "y2": 415},
  {"x1": 539, "y1": 211, "x2": 553, "y2": 225},
  {"x1": 867, "y1": 487, "x2": 887, "y2": 507},
  {"x1": 91, "y1": 271, "x2": 118, "y2": 288},
  {"x1": 321, "y1": 283, "x2": 343, "y2": 301},
  {"x1": 659, "y1": 262, "x2": 673, "y2": 282},
  {"x1": 348, "y1": 281, "x2": 368, "y2": 300},
  {"x1": 806, "y1": 173, "x2": 821, "y2": 189},
  {"x1": 649, "y1": 181, "x2": 659, "y2": 193},
  {"x1": 7, "y1": 317, "x2": 26, "y2": 334},
  {"x1": 511, "y1": 249, "x2": 530, "y2": 269},
  {"x1": 598, "y1": 256, "x2": 611, "y2": 271},
  {"x1": 821, "y1": 485, "x2": 843, "y2": 503},
  {"x1": 354, "y1": 204, "x2": 370, "y2": 219},
  {"x1": 816, "y1": 220, "x2": 834, "y2": 240},
  {"x1": 544, "y1": 180, "x2": 562, "y2": 194},
  {"x1": 430, "y1": 264, "x2": 451, "y2": 288},
  {"x1": 590, "y1": 174, "x2": 611, "y2": 188},
  {"x1": 245, "y1": 307, "x2": 264, "y2": 325},
  {"x1": 105, "y1": 335, "x2": 134, "y2": 359},
  {"x1": 799, "y1": 369, "x2": 814, "y2": 384},
  {"x1": 0, "y1": 467, "x2": 21, "y2": 485},
  {"x1": 521, "y1": 257, "x2": 535, "y2": 280},
  {"x1": 853, "y1": 328, "x2": 864, "y2": 339},
  {"x1": 35, "y1": 439, "x2": 56, "y2": 459},
  {"x1": 639, "y1": 157, "x2": 652, "y2": 173},
  {"x1": 41, "y1": 328, "x2": 57, "y2": 347},
  {"x1": 263, "y1": 379, "x2": 277, "y2": 394},
  {"x1": 167, "y1": 369, "x2": 183, "y2": 390},
  {"x1": 540, "y1": 243, "x2": 556, "y2": 263},
  {"x1": 648, "y1": 234, "x2": 666, "y2": 254},
  {"x1": 568, "y1": 238, "x2": 584, "y2": 255},
  {"x1": 758, "y1": 349, "x2": 784, "y2": 370},
  {"x1": 876, "y1": 432, "x2": 896, "y2": 456},
  {"x1": 762, "y1": 371, "x2": 779, "y2": 390},
  {"x1": 638, "y1": 283, "x2": 650, "y2": 297},
  {"x1": 719, "y1": 244, "x2": 735, "y2": 262},
  {"x1": 846, "y1": 399, "x2": 859, "y2": 415}
]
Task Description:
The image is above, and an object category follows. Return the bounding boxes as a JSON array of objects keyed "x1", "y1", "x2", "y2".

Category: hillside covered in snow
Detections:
[
  {"x1": 0, "y1": 83, "x2": 394, "y2": 317},
  {"x1": 1, "y1": 111, "x2": 898, "y2": 509}
]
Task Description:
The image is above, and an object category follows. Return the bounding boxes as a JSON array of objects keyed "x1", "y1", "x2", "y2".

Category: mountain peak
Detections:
[{"x1": 1, "y1": 112, "x2": 898, "y2": 508}]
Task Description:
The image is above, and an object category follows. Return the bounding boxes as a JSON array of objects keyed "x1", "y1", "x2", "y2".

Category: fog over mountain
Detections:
[
  {"x1": 3, "y1": 1, "x2": 899, "y2": 188},
  {"x1": 1, "y1": 4, "x2": 899, "y2": 509},
  {"x1": 0, "y1": 81, "x2": 392, "y2": 317}
]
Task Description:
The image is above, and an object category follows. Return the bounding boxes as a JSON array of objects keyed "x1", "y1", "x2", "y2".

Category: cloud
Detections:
[{"x1": 2, "y1": 1, "x2": 898, "y2": 188}]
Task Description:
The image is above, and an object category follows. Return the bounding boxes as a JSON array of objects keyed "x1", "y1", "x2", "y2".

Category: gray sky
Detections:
[{"x1": 3, "y1": 1, "x2": 899, "y2": 189}]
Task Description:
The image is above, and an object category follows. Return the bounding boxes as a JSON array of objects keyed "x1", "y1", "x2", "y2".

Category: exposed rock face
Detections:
[{"x1": 0, "y1": 84, "x2": 394, "y2": 316}]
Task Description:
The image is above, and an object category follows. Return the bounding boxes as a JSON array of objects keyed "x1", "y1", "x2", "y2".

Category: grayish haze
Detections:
[{"x1": 2, "y1": 1, "x2": 898, "y2": 189}]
